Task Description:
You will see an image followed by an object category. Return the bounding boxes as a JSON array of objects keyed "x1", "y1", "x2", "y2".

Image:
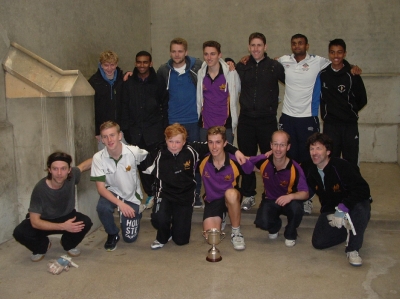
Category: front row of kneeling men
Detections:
[{"x1": 13, "y1": 121, "x2": 371, "y2": 267}]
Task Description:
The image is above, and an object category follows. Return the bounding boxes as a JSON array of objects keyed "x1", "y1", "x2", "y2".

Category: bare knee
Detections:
[{"x1": 225, "y1": 189, "x2": 240, "y2": 205}]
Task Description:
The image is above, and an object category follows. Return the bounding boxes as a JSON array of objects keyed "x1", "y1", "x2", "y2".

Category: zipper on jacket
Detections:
[{"x1": 253, "y1": 64, "x2": 258, "y2": 110}]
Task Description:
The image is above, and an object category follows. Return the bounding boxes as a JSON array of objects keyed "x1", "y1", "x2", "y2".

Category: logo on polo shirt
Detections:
[
  {"x1": 302, "y1": 63, "x2": 309, "y2": 71},
  {"x1": 262, "y1": 172, "x2": 270, "y2": 179},
  {"x1": 280, "y1": 180, "x2": 289, "y2": 187},
  {"x1": 224, "y1": 174, "x2": 232, "y2": 181},
  {"x1": 184, "y1": 160, "x2": 191, "y2": 170},
  {"x1": 125, "y1": 165, "x2": 131, "y2": 172},
  {"x1": 219, "y1": 84, "x2": 226, "y2": 90},
  {"x1": 202, "y1": 83, "x2": 207, "y2": 91},
  {"x1": 204, "y1": 171, "x2": 211, "y2": 178},
  {"x1": 337, "y1": 85, "x2": 346, "y2": 93},
  {"x1": 333, "y1": 184, "x2": 341, "y2": 192}
]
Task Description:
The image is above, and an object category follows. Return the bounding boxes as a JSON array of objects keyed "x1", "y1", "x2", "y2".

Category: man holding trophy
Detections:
[{"x1": 199, "y1": 126, "x2": 254, "y2": 252}]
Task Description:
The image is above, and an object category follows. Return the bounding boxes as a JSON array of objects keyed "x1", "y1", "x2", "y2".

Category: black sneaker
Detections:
[
  {"x1": 194, "y1": 193, "x2": 203, "y2": 209},
  {"x1": 104, "y1": 234, "x2": 120, "y2": 252}
]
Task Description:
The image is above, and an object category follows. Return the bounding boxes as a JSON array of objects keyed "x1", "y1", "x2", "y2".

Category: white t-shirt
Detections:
[
  {"x1": 91, "y1": 144, "x2": 148, "y2": 204},
  {"x1": 174, "y1": 64, "x2": 186, "y2": 75},
  {"x1": 278, "y1": 53, "x2": 330, "y2": 117}
]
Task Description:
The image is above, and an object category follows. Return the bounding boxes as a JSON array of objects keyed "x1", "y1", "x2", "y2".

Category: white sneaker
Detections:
[
  {"x1": 269, "y1": 232, "x2": 279, "y2": 239},
  {"x1": 285, "y1": 239, "x2": 296, "y2": 247},
  {"x1": 145, "y1": 196, "x2": 154, "y2": 209},
  {"x1": 151, "y1": 236, "x2": 172, "y2": 250},
  {"x1": 139, "y1": 204, "x2": 146, "y2": 214},
  {"x1": 347, "y1": 250, "x2": 362, "y2": 266},
  {"x1": 303, "y1": 199, "x2": 313, "y2": 214},
  {"x1": 231, "y1": 232, "x2": 246, "y2": 251},
  {"x1": 31, "y1": 241, "x2": 51, "y2": 262},
  {"x1": 241, "y1": 196, "x2": 255, "y2": 211}
]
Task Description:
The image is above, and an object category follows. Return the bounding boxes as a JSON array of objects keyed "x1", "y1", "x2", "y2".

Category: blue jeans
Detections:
[
  {"x1": 200, "y1": 127, "x2": 234, "y2": 144},
  {"x1": 96, "y1": 194, "x2": 142, "y2": 243},
  {"x1": 180, "y1": 122, "x2": 202, "y2": 194},
  {"x1": 180, "y1": 122, "x2": 200, "y2": 142}
]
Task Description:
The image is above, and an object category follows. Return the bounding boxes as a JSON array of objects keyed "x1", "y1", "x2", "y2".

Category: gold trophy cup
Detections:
[{"x1": 204, "y1": 228, "x2": 225, "y2": 262}]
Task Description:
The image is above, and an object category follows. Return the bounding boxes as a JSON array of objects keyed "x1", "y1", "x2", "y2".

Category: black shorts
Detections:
[{"x1": 203, "y1": 197, "x2": 227, "y2": 221}]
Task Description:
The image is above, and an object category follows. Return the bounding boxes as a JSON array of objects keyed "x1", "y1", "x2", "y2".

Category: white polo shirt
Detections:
[
  {"x1": 91, "y1": 144, "x2": 148, "y2": 205},
  {"x1": 278, "y1": 53, "x2": 330, "y2": 117}
]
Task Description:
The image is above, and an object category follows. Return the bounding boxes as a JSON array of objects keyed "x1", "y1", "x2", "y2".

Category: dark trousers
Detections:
[
  {"x1": 13, "y1": 209, "x2": 93, "y2": 254},
  {"x1": 237, "y1": 115, "x2": 277, "y2": 196},
  {"x1": 151, "y1": 197, "x2": 193, "y2": 245},
  {"x1": 254, "y1": 198, "x2": 304, "y2": 240},
  {"x1": 312, "y1": 200, "x2": 371, "y2": 252},
  {"x1": 323, "y1": 122, "x2": 360, "y2": 169},
  {"x1": 279, "y1": 113, "x2": 320, "y2": 164},
  {"x1": 136, "y1": 136, "x2": 159, "y2": 196}
]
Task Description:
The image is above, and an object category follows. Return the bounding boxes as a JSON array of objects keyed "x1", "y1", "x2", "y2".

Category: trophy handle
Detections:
[
  {"x1": 202, "y1": 231, "x2": 208, "y2": 240},
  {"x1": 220, "y1": 232, "x2": 225, "y2": 241}
]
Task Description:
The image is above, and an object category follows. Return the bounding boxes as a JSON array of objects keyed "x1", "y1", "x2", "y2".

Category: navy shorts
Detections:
[{"x1": 203, "y1": 197, "x2": 227, "y2": 221}]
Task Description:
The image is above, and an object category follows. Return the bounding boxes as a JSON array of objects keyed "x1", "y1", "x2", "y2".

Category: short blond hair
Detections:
[
  {"x1": 100, "y1": 121, "x2": 120, "y2": 134},
  {"x1": 99, "y1": 50, "x2": 119, "y2": 64},
  {"x1": 207, "y1": 126, "x2": 226, "y2": 142}
]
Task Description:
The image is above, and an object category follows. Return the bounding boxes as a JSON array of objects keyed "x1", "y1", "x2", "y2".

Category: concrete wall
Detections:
[
  {"x1": 0, "y1": 0, "x2": 151, "y2": 77},
  {"x1": 0, "y1": 0, "x2": 151, "y2": 244},
  {"x1": 2, "y1": 41, "x2": 100, "y2": 244},
  {"x1": 150, "y1": 0, "x2": 400, "y2": 162},
  {"x1": 149, "y1": 0, "x2": 399, "y2": 72},
  {"x1": 0, "y1": 24, "x2": 18, "y2": 242}
]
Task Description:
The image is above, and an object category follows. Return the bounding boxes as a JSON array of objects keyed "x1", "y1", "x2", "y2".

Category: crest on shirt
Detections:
[
  {"x1": 204, "y1": 171, "x2": 210, "y2": 178},
  {"x1": 184, "y1": 160, "x2": 191, "y2": 170},
  {"x1": 262, "y1": 172, "x2": 270, "y2": 179},
  {"x1": 219, "y1": 84, "x2": 226, "y2": 90},
  {"x1": 202, "y1": 83, "x2": 207, "y2": 91},
  {"x1": 302, "y1": 63, "x2": 309, "y2": 71},
  {"x1": 333, "y1": 184, "x2": 341, "y2": 192},
  {"x1": 224, "y1": 174, "x2": 232, "y2": 181},
  {"x1": 125, "y1": 165, "x2": 131, "y2": 172},
  {"x1": 280, "y1": 180, "x2": 289, "y2": 187},
  {"x1": 337, "y1": 85, "x2": 346, "y2": 93}
]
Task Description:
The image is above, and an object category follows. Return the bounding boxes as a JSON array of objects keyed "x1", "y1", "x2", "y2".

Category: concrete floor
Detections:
[{"x1": 1, "y1": 163, "x2": 399, "y2": 299}]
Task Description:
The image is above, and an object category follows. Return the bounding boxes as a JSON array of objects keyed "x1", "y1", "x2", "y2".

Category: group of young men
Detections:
[{"x1": 13, "y1": 32, "x2": 371, "y2": 267}]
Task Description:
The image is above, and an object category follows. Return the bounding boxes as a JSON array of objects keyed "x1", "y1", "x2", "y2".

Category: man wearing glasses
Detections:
[{"x1": 249, "y1": 130, "x2": 309, "y2": 247}]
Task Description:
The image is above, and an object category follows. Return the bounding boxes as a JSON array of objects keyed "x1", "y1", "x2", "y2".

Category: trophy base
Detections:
[{"x1": 206, "y1": 256, "x2": 222, "y2": 262}]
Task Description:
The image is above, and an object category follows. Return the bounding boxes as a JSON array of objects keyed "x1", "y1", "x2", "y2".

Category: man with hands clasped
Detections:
[
  {"x1": 13, "y1": 152, "x2": 93, "y2": 262},
  {"x1": 250, "y1": 131, "x2": 309, "y2": 247},
  {"x1": 303, "y1": 133, "x2": 371, "y2": 266}
]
